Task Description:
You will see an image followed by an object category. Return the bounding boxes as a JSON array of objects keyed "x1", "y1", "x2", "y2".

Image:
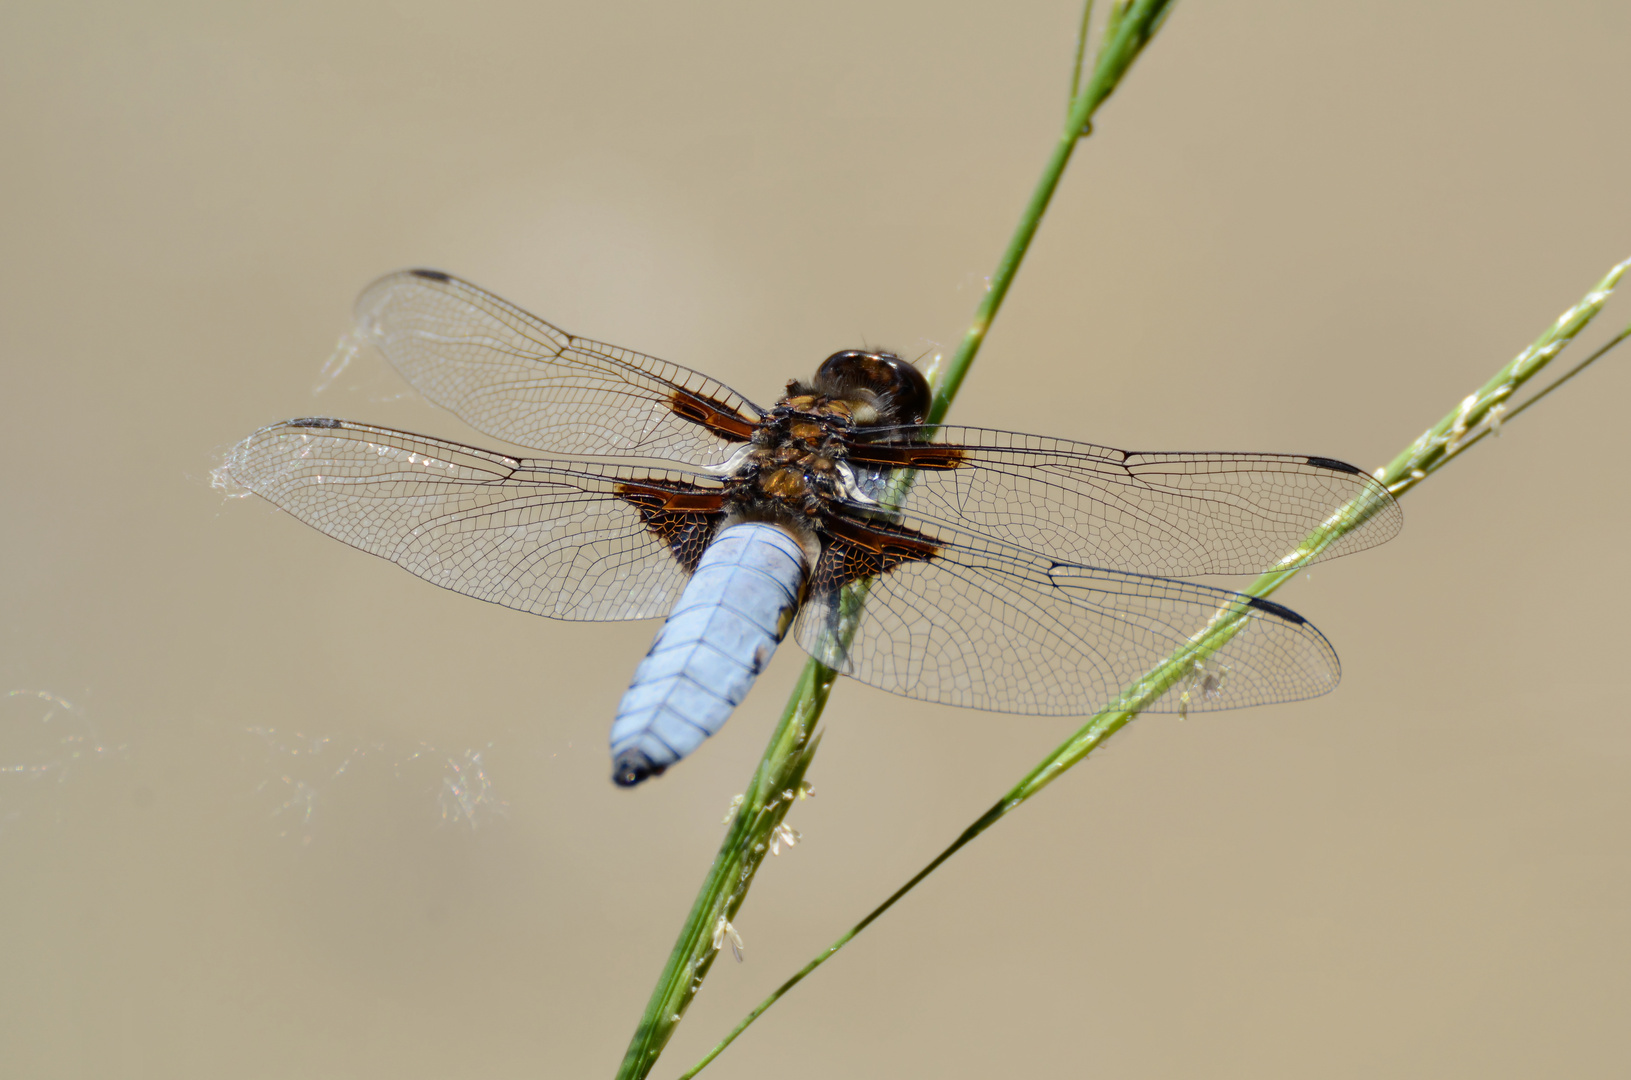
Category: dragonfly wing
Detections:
[
  {"x1": 225, "y1": 419, "x2": 727, "y2": 621},
  {"x1": 353, "y1": 270, "x2": 762, "y2": 466},
  {"x1": 844, "y1": 426, "x2": 1401, "y2": 576},
  {"x1": 794, "y1": 518, "x2": 1338, "y2": 715}
]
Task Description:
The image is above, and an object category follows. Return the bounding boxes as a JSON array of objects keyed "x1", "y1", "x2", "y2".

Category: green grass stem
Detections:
[
  {"x1": 680, "y1": 255, "x2": 1631, "y2": 1076},
  {"x1": 613, "y1": 3, "x2": 1179, "y2": 1077}
]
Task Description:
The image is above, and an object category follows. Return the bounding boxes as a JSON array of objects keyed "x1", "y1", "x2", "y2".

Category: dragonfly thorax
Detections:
[
  {"x1": 722, "y1": 352, "x2": 932, "y2": 546},
  {"x1": 720, "y1": 400, "x2": 857, "y2": 546}
]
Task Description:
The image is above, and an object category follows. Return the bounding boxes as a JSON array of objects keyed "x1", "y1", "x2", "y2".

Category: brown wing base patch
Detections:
[
  {"x1": 615, "y1": 481, "x2": 726, "y2": 574},
  {"x1": 844, "y1": 443, "x2": 967, "y2": 470},
  {"x1": 668, "y1": 389, "x2": 756, "y2": 442},
  {"x1": 815, "y1": 515, "x2": 941, "y2": 590}
]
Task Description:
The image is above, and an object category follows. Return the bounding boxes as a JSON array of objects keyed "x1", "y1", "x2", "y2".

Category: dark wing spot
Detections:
[
  {"x1": 409, "y1": 268, "x2": 452, "y2": 282},
  {"x1": 1304, "y1": 455, "x2": 1364, "y2": 476},
  {"x1": 287, "y1": 417, "x2": 343, "y2": 429},
  {"x1": 1247, "y1": 595, "x2": 1307, "y2": 625}
]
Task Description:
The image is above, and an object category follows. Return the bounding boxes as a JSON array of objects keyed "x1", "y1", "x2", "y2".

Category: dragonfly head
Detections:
[{"x1": 811, "y1": 350, "x2": 930, "y2": 428}]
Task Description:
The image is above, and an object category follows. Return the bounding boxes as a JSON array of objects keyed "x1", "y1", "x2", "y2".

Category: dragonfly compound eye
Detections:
[{"x1": 813, "y1": 350, "x2": 930, "y2": 427}]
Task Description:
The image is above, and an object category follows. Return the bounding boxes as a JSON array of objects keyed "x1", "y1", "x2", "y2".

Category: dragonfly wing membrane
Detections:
[
  {"x1": 354, "y1": 270, "x2": 762, "y2": 465},
  {"x1": 794, "y1": 522, "x2": 1339, "y2": 715},
  {"x1": 847, "y1": 426, "x2": 1401, "y2": 576},
  {"x1": 226, "y1": 419, "x2": 725, "y2": 621}
]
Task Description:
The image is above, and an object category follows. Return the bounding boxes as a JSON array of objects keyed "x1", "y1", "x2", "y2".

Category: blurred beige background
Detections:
[{"x1": 3, "y1": 1, "x2": 1628, "y2": 1077}]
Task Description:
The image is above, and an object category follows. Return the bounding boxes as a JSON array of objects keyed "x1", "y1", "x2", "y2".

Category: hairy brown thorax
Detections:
[
  {"x1": 723, "y1": 351, "x2": 932, "y2": 544},
  {"x1": 729, "y1": 394, "x2": 860, "y2": 527},
  {"x1": 617, "y1": 349, "x2": 954, "y2": 576}
]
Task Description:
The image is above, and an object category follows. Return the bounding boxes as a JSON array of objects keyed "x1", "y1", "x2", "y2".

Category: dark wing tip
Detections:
[
  {"x1": 612, "y1": 749, "x2": 666, "y2": 787},
  {"x1": 286, "y1": 417, "x2": 343, "y2": 429},
  {"x1": 408, "y1": 268, "x2": 453, "y2": 282},
  {"x1": 1246, "y1": 595, "x2": 1308, "y2": 625},
  {"x1": 1304, "y1": 455, "x2": 1365, "y2": 476}
]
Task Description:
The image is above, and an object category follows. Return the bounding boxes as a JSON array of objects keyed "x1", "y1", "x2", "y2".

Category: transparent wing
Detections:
[
  {"x1": 845, "y1": 426, "x2": 1401, "y2": 576},
  {"x1": 795, "y1": 520, "x2": 1339, "y2": 715},
  {"x1": 353, "y1": 269, "x2": 763, "y2": 466},
  {"x1": 225, "y1": 419, "x2": 726, "y2": 621}
]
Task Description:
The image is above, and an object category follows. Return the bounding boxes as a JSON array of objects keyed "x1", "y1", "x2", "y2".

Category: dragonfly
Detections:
[{"x1": 226, "y1": 270, "x2": 1402, "y2": 786}]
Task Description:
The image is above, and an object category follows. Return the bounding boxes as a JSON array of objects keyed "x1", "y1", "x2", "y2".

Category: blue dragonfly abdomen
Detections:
[{"x1": 609, "y1": 522, "x2": 809, "y2": 785}]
